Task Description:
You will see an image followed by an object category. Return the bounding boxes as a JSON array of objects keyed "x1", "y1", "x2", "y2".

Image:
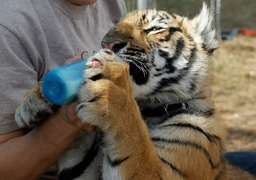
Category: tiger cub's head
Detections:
[{"x1": 102, "y1": 4, "x2": 218, "y2": 106}]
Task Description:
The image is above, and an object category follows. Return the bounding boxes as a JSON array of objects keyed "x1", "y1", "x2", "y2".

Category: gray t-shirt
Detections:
[{"x1": 0, "y1": 0, "x2": 126, "y2": 134}]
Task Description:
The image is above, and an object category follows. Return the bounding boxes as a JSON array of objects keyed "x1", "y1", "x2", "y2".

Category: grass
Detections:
[{"x1": 212, "y1": 35, "x2": 256, "y2": 151}]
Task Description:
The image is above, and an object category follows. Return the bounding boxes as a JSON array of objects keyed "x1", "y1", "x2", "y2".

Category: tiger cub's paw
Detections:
[
  {"x1": 15, "y1": 83, "x2": 55, "y2": 128},
  {"x1": 77, "y1": 49, "x2": 134, "y2": 129}
]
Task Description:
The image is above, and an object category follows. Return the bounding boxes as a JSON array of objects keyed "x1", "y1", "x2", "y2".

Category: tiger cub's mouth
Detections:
[
  {"x1": 118, "y1": 51, "x2": 150, "y2": 85},
  {"x1": 101, "y1": 40, "x2": 150, "y2": 85},
  {"x1": 128, "y1": 61, "x2": 150, "y2": 85}
]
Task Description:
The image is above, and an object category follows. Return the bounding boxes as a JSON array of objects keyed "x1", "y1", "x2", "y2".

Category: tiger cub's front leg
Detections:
[
  {"x1": 77, "y1": 49, "x2": 170, "y2": 180},
  {"x1": 15, "y1": 83, "x2": 56, "y2": 128}
]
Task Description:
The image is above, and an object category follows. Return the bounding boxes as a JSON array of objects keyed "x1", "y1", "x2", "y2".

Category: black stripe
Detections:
[
  {"x1": 157, "y1": 15, "x2": 165, "y2": 22},
  {"x1": 152, "y1": 138, "x2": 220, "y2": 169},
  {"x1": 158, "y1": 123, "x2": 221, "y2": 143},
  {"x1": 144, "y1": 103, "x2": 214, "y2": 123},
  {"x1": 158, "y1": 37, "x2": 184, "y2": 59},
  {"x1": 175, "y1": 46, "x2": 197, "y2": 91},
  {"x1": 125, "y1": 51, "x2": 141, "y2": 57},
  {"x1": 89, "y1": 74, "x2": 103, "y2": 81},
  {"x1": 126, "y1": 47, "x2": 145, "y2": 53},
  {"x1": 159, "y1": 156, "x2": 186, "y2": 177},
  {"x1": 166, "y1": 38, "x2": 185, "y2": 61},
  {"x1": 171, "y1": 14, "x2": 177, "y2": 19},
  {"x1": 202, "y1": 43, "x2": 217, "y2": 55},
  {"x1": 157, "y1": 39, "x2": 197, "y2": 90},
  {"x1": 107, "y1": 155, "x2": 130, "y2": 167},
  {"x1": 165, "y1": 108, "x2": 215, "y2": 119},
  {"x1": 143, "y1": 106, "x2": 214, "y2": 121},
  {"x1": 59, "y1": 142, "x2": 99, "y2": 180},
  {"x1": 151, "y1": 14, "x2": 157, "y2": 21},
  {"x1": 184, "y1": 32, "x2": 197, "y2": 62},
  {"x1": 161, "y1": 13, "x2": 169, "y2": 20},
  {"x1": 183, "y1": 42, "x2": 197, "y2": 92},
  {"x1": 189, "y1": 81, "x2": 197, "y2": 92},
  {"x1": 126, "y1": 47, "x2": 146, "y2": 56},
  {"x1": 187, "y1": 47, "x2": 197, "y2": 67},
  {"x1": 173, "y1": 38, "x2": 185, "y2": 59},
  {"x1": 178, "y1": 18, "x2": 185, "y2": 28},
  {"x1": 156, "y1": 38, "x2": 186, "y2": 78},
  {"x1": 157, "y1": 75, "x2": 182, "y2": 88},
  {"x1": 164, "y1": 38, "x2": 185, "y2": 77},
  {"x1": 160, "y1": 27, "x2": 182, "y2": 42},
  {"x1": 142, "y1": 14, "x2": 146, "y2": 20},
  {"x1": 141, "y1": 102, "x2": 188, "y2": 118},
  {"x1": 158, "y1": 49, "x2": 169, "y2": 58}
]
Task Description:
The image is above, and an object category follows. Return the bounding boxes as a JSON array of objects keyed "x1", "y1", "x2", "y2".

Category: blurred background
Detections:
[{"x1": 124, "y1": 0, "x2": 256, "y2": 152}]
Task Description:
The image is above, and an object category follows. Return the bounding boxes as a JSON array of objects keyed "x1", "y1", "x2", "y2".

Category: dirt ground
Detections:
[{"x1": 212, "y1": 35, "x2": 256, "y2": 152}]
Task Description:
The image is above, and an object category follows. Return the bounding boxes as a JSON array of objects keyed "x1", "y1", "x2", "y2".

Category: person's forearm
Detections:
[{"x1": 0, "y1": 113, "x2": 81, "y2": 179}]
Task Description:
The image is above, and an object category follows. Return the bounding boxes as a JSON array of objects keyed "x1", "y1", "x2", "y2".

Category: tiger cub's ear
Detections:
[{"x1": 190, "y1": 3, "x2": 218, "y2": 54}]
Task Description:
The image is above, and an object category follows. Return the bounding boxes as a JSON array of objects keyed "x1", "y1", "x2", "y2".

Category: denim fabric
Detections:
[{"x1": 225, "y1": 151, "x2": 256, "y2": 175}]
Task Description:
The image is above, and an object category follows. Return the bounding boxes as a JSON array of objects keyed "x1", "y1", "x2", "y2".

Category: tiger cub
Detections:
[{"x1": 15, "y1": 4, "x2": 255, "y2": 180}]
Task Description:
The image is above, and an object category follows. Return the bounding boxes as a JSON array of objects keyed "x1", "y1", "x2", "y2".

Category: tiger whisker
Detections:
[{"x1": 124, "y1": 58, "x2": 149, "y2": 77}]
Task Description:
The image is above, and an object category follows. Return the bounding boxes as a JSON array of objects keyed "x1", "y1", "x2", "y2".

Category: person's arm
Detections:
[
  {"x1": 0, "y1": 107, "x2": 81, "y2": 179},
  {"x1": 0, "y1": 26, "x2": 94, "y2": 179}
]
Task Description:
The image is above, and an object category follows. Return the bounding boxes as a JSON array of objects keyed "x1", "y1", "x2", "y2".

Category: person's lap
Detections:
[{"x1": 225, "y1": 151, "x2": 256, "y2": 175}]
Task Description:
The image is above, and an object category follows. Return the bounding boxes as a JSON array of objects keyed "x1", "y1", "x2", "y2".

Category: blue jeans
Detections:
[{"x1": 225, "y1": 151, "x2": 256, "y2": 175}]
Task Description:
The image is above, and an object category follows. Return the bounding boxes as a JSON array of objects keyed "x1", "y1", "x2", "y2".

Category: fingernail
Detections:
[
  {"x1": 86, "y1": 62, "x2": 94, "y2": 67},
  {"x1": 93, "y1": 61, "x2": 102, "y2": 68}
]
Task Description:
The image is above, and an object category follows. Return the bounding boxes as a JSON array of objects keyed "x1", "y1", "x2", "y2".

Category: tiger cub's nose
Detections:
[{"x1": 101, "y1": 40, "x2": 127, "y2": 53}]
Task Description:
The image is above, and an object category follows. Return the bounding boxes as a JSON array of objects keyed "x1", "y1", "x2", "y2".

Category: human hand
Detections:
[
  {"x1": 55, "y1": 56, "x2": 96, "y2": 133},
  {"x1": 58, "y1": 103, "x2": 96, "y2": 133},
  {"x1": 64, "y1": 55, "x2": 82, "y2": 64}
]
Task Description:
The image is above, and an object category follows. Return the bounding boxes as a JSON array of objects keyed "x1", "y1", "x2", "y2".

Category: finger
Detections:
[
  {"x1": 72, "y1": 118, "x2": 96, "y2": 133},
  {"x1": 65, "y1": 56, "x2": 82, "y2": 65},
  {"x1": 86, "y1": 60, "x2": 102, "y2": 68},
  {"x1": 82, "y1": 125, "x2": 96, "y2": 133},
  {"x1": 65, "y1": 102, "x2": 78, "y2": 117}
]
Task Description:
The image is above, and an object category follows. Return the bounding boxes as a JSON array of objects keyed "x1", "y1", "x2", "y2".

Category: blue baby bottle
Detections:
[{"x1": 42, "y1": 59, "x2": 88, "y2": 105}]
